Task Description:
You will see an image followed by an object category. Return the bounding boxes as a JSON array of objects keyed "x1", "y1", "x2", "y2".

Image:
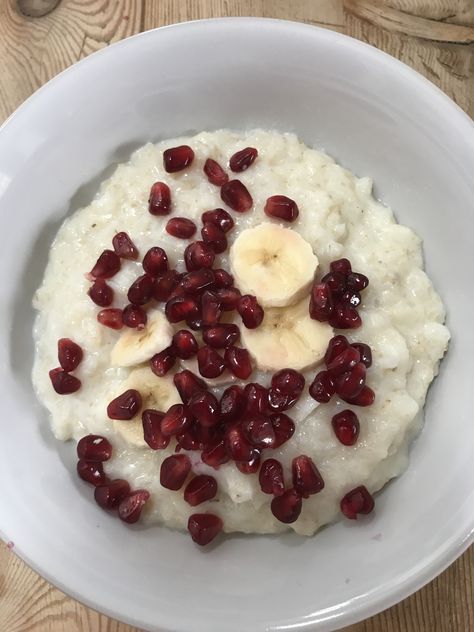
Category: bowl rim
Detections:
[{"x1": 0, "y1": 16, "x2": 473, "y2": 632}]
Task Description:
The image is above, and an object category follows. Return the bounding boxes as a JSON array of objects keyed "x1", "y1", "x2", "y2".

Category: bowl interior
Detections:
[{"x1": 0, "y1": 18, "x2": 473, "y2": 632}]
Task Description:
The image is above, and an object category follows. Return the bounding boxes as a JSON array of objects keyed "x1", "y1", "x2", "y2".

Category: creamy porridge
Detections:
[{"x1": 32, "y1": 130, "x2": 450, "y2": 544}]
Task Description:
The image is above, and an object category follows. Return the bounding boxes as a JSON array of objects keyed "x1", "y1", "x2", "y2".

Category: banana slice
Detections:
[
  {"x1": 230, "y1": 223, "x2": 318, "y2": 307},
  {"x1": 111, "y1": 309, "x2": 172, "y2": 367},
  {"x1": 240, "y1": 298, "x2": 333, "y2": 371},
  {"x1": 112, "y1": 367, "x2": 180, "y2": 447}
]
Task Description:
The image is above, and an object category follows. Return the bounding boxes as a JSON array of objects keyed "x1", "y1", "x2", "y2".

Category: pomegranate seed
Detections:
[
  {"x1": 176, "y1": 424, "x2": 202, "y2": 452},
  {"x1": 347, "y1": 272, "x2": 369, "y2": 292},
  {"x1": 122, "y1": 304, "x2": 147, "y2": 329},
  {"x1": 267, "y1": 388, "x2": 294, "y2": 412},
  {"x1": 150, "y1": 347, "x2": 176, "y2": 377},
  {"x1": 161, "y1": 404, "x2": 193, "y2": 436},
  {"x1": 309, "y1": 371, "x2": 336, "y2": 403},
  {"x1": 184, "y1": 241, "x2": 215, "y2": 271},
  {"x1": 77, "y1": 459, "x2": 107, "y2": 486},
  {"x1": 118, "y1": 490, "x2": 150, "y2": 523},
  {"x1": 149, "y1": 182, "x2": 171, "y2": 215},
  {"x1": 272, "y1": 369, "x2": 304, "y2": 396},
  {"x1": 264, "y1": 195, "x2": 299, "y2": 222},
  {"x1": 180, "y1": 268, "x2": 215, "y2": 295},
  {"x1": 57, "y1": 338, "x2": 83, "y2": 372},
  {"x1": 292, "y1": 455, "x2": 325, "y2": 498},
  {"x1": 166, "y1": 217, "x2": 197, "y2": 239},
  {"x1": 186, "y1": 317, "x2": 205, "y2": 331},
  {"x1": 202, "y1": 208, "x2": 234, "y2": 233},
  {"x1": 259, "y1": 459, "x2": 285, "y2": 496},
  {"x1": 89, "y1": 250, "x2": 121, "y2": 280},
  {"x1": 163, "y1": 145, "x2": 194, "y2": 172},
  {"x1": 244, "y1": 383, "x2": 268, "y2": 414},
  {"x1": 184, "y1": 475, "x2": 217, "y2": 506},
  {"x1": 189, "y1": 390, "x2": 220, "y2": 427},
  {"x1": 201, "y1": 222, "x2": 227, "y2": 254},
  {"x1": 225, "y1": 425, "x2": 259, "y2": 462},
  {"x1": 351, "y1": 343, "x2": 372, "y2": 368},
  {"x1": 340, "y1": 485, "x2": 374, "y2": 519},
  {"x1": 271, "y1": 489, "x2": 302, "y2": 523},
  {"x1": 322, "y1": 272, "x2": 346, "y2": 296},
  {"x1": 77, "y1": 435, "x2": 112, "y2": 461},
  {"x1": 107, "y1": 389, "x2": 141, "y2": 420},
  {"x1": 154, "y1": 270, "x2": 180, "y2": 301},
  {"x1": 172, "y1": 330, "x2": 198, "y2": 359},
  {"x1": 330, "y1": 258, "x2": 352, "y2": 275},
  {"x1": 229, "y1": 147, "x2": 258, "y2": 172},
  {"x1": 345, "y1": 385, "x2": 375, "y2": 407},
  {"x1": 213, "y1": 268, "x2": 234, "y2": 288},
  {"x1": 201, "y1": 291, "x2": 222, "y2": 326},
  {"x1": 94, "y1": 479, "x2": 130, "y2": 509},
  {"x1": 160, "y1": 454, "x2": 192, "y2": 490},
  {"x1": 88, "y1": 279, "x2": 113, "y2": 307},
  {"x1": 142, "y1": 409, "x2": 169, "y2": 449},
  {"x1": 270, "y1": 413, "x2": 295, "y2": 448},
  {"x1": 49, "y1": 368, "x2": 81, "y2": 394},
  {"x1": 97, "y1": 308, "x2": 123, "y2": 330},
  {"x1": 188, "y1": 513, "x2": 223, "y2": 546},
  {"x1": 236, "y1": 455, "x2": 261, "y2": 474},
  {"x1": 197, "y1": 346, "x2": 225, "y2": 378},
  {"x1": 242, "y1": 415, "x2": 275, "y2": 448},
  {"x1": 127, "y1": 274, "x2": 154, "y2": 305},
  {"x1": 174, "y1": 370, "x2": 207, "y2": 405},
  {"x1": 112, "y1": 232, "x2": 139, "y2": 260},
  {"x1": 203, "y1": 323, "x2": 240, "y2": 349},
  {"x1": 165, "y1": 296, "x2": 199, "y2": 323},
  {"x1": 326, "y1": 346, "x2": 361, "y2": 376},
  {"x1": 329, "y1": 304, "x2": 362, "y2": 329},
  {"x1": 337, "y1": 362, "x2": 366, "y2": 400},
  {"x1": 324, "y1": 335, "x2": 349, "y2": 365},
  {"x1": 224, "y1": 346, "x2": 252, "y2": 379},
  {"x1": 203, "y1": 159, "x2": 229, "y2": 186},
  {"x1": 309, "y1": 282, "x2": 333, "y2": 321},
  {"x1": 221, "y1": 179, "x2": 253, "y2": 212},
  {"x1": 202, "y1": 441, "x2": 229, "y2": 468},
  {"x1": 332, "y1": 410, "x2": 360, "y2": 446},
  {"x1": 142, "y1": 247, "x2": 169, "y2": 277},
  {"x1": 341, "y1": 290, "x2": 361, "y2": 307},
  {"x1": 237, "y1": 295, "x2": 264, "y2": 328},
  {"x1": 220, "y1": 385, "x2": 246, "y2": 423},
  {"x1": 215, "y1": 287, "x2": 241, "y2": 311}
]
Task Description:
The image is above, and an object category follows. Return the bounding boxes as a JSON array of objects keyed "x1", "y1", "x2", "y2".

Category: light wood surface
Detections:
[{"x1": 0, "y1": 1, "x2": 472, "y2": 630}]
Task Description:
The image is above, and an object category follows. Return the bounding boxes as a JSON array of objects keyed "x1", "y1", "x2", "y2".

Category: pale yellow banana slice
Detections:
[
  {"x1": 240, "y1": 298, "x2": 333, "y2": 372},
  {"x1": 112, "y1": 367, "x2": 180, "y2": 447},
  {"x1": 230, "y1": 223, "x2": 318, "y2": 307},
  {"x1": 110, "y1": 309, "x2": 172, "y2": 367}
]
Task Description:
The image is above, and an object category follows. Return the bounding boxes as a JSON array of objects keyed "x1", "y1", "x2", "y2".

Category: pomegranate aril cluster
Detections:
[{"x1": 49, "y1": 338, "x2": 84, "y2": 395}]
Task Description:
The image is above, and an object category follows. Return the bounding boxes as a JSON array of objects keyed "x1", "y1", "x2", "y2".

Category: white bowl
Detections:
[{"x1": 0, "y1": 18, "x2": 472, "y2": 632}]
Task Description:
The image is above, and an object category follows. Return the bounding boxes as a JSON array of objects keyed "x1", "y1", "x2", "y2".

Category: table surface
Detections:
[{"x1": 0, "y1": 0, "x2": 472, "y2": 630}]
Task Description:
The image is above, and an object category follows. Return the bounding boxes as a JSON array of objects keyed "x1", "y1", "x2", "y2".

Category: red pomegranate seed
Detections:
[
  {"x1": 347, "y1": 272, "x2": 369, "y2": 292},
  {"x1": 142, "y1": 247, "x2": 169, "y2": 277},
  {"x1": 340, "y1": 485, "x2": 374, "y2": 519},
  {"x1": 244, "y1": 383, "x2": 268, "y2": 414},
  {"x1": 160, "y1": 454, "x2": 192, "y2": 490},
  {"x1": 88, "y1": 279, "x2": 113, "y2": 307},
  {"x1": 203, "y1": 159, "x2": 229, "y2": 186},
  {"x1": 329, "y1": 304, "x2": 362, "y2": 329},
  {"x1": 236, "y1": 455, "x2": 261, "y2": 474},
  {"x1": 189, "y1": 390, "x2": 220, "y2": 427},
  {"x1": 326, "y1": 346, "x2": 361, "y2": 376},
  {"x1": 188, "y1": 513, "x2": 223, "y2": 546},
  {"x1": 271, "y1": 489, "x2": 302, "y2": 523},
  {"x1": 201, "y1": 291, "x2": 222, "y2": 326},
  {"x1": 341, "y1": 289, "x2": 361, "y2": 307},
  {"x1": 186, "y1": 317, "x2": 205, "y2": 331},
  {"x1": 184, "y1": 241, "x2": 215, "y2": 271},
  {"x1": 345, "y1": 385, "x2": 375, "y2": 407},
  {"x1": 203, "y1": 324, "x2": 240, "y2": 349},
  {"x1": 77, "y1": 435, "x2": 112, "y2": 461},
  {"x1": 94, "y1": 479, "x2": 130, "y2": 509},
  {"x1": 309, "y1": 282, "x2": 333, "y2": 321},
  {"x1": 118, "y1": 490, "x2": 150, "y2": 523},
  {"x1": 322, "y1": 272, "x2": 346, "y2": 296},
  {"x1": 154, "y1": 270, "x2": 180, "y2": 301},
  {"x1": 225, "y1": 425, "x2": 259, "y2": 462},
  {"x1": 264, "y1": 195, "x2": 299, "y2": 222},
  {"x1": 330, "y1": 258, "x2": 352, "y2": 275},
  {"x1": 122, "y1": 304, "x2": 147, "y2": 329},
  {"x1": 215, "y1": 287, "x2": 241, "y2": 311},
  {"x1": 237, "y1": 295, "x2": 264, "y2": 328},
  {"x1": 332, "y1": 410, "x2": 360, "y2": 446},
  {"x1": 180, "y1": 268, "x2": 215, "y2": 295},
  {"x1": 107, "y1": 389, "x2": 141, "y2": 420},
  {"x1": 221, "y1": 179, "x2": 253, "y2": 212},
  {"x1": 220, "y1": 385, "x2": 246, "y2": 423},
  {"x1": 165, "y1": 296, "x2": 199, "y2": 323},
  {"x1": 270, "y1": 413, "x2": 295, "y2": 448},
  {"x1": 77, "y1": 459, "x2": 107, "y2": 486},
  {"x1": 172, "y1": 330, "x2": 198, "y2": 359},
  {"x1": 201, "y1": 441, "x2": 229, "y2": 468},
  {"x1": 49, "y1": 368, "x2": 81, "y2": 394},
  {"x1": 337, "y1": 362, "x2": 366, "y2": 400},
  {"x1": 58, "y1": 338, "x2": 83, "y2": 372},
  {"x1": 174, "y1": 370, "x2": 207, "y2": 405},
  {"x1": 242, "y1": 415, "x2": 275, "y2": 448},
  {"x1": 292, "y1": 455, "x2": 325, "y2": 498},
  {"x1": 197, "y1": 346, "x2": 225, "y2": 378},
  {"x1": 271, "y1": 369, "x2": 305, "y2": 397},
  {"x1": 201, "y1": 222, "x2": 227, "y2": 254},
  {"x1": 229, "y1": 147, "x2": 258, "y2": 172},
  {"x1": 176, "y1": 424, "x2": 202, "y2": 452},
  {"x1": 202, "y1": 208, "x2": 234, "y2": 233},
  {"x1": 150, "y1": 347, "x2": 176, "y2": 377},
  {"x1": 88, "y1": 249, "x2": 121, "y2": 280},
  {"x1": 97, "y1": 308, "x2": 123, "y2": 330},
  {"x1": 184, "y1": 474, "x2": 217, "y2": 506},
  {"x1": 309, "y1": 370, "x2": 336, "y2": 403},
  {"x1": 213, "y1": 268, "x2": 234, "y2": 289},
  {"x1": 163, "y1": 145, "x2": 194, "y2": 173},
  {"x1": 161, "y1": 404, "x2": 193, "y2": 436},
  {"x1": 351, "y1": 343, "x2": 372, "y2": 368},
  {"x1": 166, "y1": 217, "x2": 197, "y2": 239},
  {"x1": 324, "y1": 335, "x2": 349, "y2": 365},
  {"x1": 149, "y1": 182, "x2": 171, "y2": 215},
  {"x1": 112, "y1": 232, "x2": 139, "y2": 260},
  {"x1": 224, "y1": 346, "x2": 252, "y2": 379},
  {"x1": 142, "y1": 409, "x2": 169, "y2": 449},
  {"x1": 259, "y1": 459, "x2": 285, "y2": 496},
  {"x1": 127, "y1": 274, "x2": 154, "y2": 305}
]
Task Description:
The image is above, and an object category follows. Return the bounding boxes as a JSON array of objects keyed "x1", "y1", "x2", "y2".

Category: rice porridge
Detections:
[{"x1": 32, "y1": 130, "x2": 450, "y2": 544}]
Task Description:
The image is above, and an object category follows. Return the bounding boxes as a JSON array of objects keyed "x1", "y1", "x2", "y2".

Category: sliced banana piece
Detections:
[
  {"x1": 112, "y1": 366, "x2": 180, "y2": 447},
  {"x1": 241, "y1": 298, "x2": 333, "y2": 372},
  {"x1": 111, "y1": 309, "x2": 172, "y2": 367},
  {"x1": 230, "y1": 223, "x2": 318, "y2": 307}
]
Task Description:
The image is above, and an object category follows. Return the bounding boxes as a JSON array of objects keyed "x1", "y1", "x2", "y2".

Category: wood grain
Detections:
[{"x1": 0, "y1": 1, "x2": 472, "y2": 631}]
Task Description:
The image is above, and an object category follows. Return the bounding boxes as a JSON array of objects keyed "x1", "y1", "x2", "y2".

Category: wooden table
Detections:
[{"x1": 0, "y1": 1, "x2": 472, "y2": 630}]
